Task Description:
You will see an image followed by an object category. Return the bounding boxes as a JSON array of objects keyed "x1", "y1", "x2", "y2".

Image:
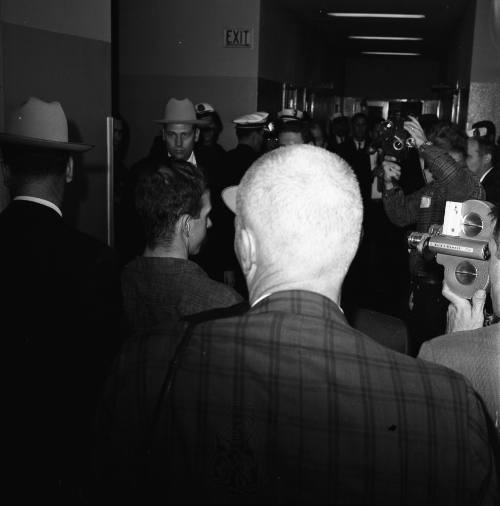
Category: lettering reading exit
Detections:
[{"x1": 224, "y1": 28, "x2": 253, "y2": 48}]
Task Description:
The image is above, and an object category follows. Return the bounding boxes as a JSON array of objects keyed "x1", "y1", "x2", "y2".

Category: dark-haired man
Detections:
[
  {"x1": 383, "y1": 117, "x2": 485, "y2": 353},
  {"x1": 0, "y1": 97, "x2": 121, "y2": 502},
  {"x1": 466, "y1": 136, "x2": 500, "y2": 206},
  {"x1": 338, "y1": 112, "x2": 372, "y2": 205},
  {"x1": 121, "y1": 157, "x2": 242, "y2": 337}
]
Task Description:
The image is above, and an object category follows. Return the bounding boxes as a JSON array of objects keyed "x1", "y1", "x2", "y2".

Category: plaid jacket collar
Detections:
[{"x1": 248, "y1": 289, "x2": 346, "y2": 323}]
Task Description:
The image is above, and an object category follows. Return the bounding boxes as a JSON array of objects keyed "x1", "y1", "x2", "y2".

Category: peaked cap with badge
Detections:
[
  {"x1": 233, "y1": 111, "x2": 269, "y2": 130},
  {"x1": 277, "y1": 108, "x2": 304, "y2": 122}
]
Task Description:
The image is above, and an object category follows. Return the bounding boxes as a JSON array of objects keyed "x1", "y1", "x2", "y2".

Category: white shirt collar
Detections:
[
  {"x1": 168, "y1": 151, "x2": 197, "y2": 166},
  {"x1": 187, "y1": 151, "x2": 197, "y2": 166},
  {"x1": 14, "y1": 196, "x2": 62, "y2": 217},
  {"x1": 480, "y1": 167, "x2": 493, "y2": 183},
  {"x1": 251, "y1": 290, "x2": 344, "y2": 314},
  {"x1": 251, "y1": 292, "x2": 272, "y2": 307}
]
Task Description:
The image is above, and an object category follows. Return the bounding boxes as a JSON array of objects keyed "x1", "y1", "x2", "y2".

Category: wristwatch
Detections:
[{"x1": 419, "y1": 140, "x2": 433, "y2": 151}]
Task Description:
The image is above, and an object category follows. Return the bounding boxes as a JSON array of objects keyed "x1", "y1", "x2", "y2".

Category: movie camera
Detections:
[
  {"x1": 408, "y1": 199, "x2": 494, "y2": 298},
  {"x1": 374, "y1": 118, "x2": 416, "y2": 162}
]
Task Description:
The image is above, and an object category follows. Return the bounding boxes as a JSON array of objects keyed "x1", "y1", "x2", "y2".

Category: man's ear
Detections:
[
  {"x1": 65, "y1": 156, "x2": 74, "y2": 183},
  {"x1": 194, "y1": 127, "x2": 200, "y2": 143},
  {"x1": 1, "y1": 158, "x2": 12, "y2": 188},
  {"x1": 177, "y1": 214, "x2": 191, "y2": 236},
  {"x1": 238, "y1": 226, "x2": 257, "y2": 277},
  {"x1": 484, "y1": 152, "x2": 492, "y2": 167}
]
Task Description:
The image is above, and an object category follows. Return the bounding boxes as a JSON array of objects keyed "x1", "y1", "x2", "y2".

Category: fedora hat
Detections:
[
  {"x1": 0, "y1": 97, "x2": 92, "y2": 152},
  {"x1": 155, "y1": 98, "x2": 208, "y2": 125}
]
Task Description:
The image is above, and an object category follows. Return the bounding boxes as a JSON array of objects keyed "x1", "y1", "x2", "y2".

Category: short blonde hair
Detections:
[{"x1": 237, "y1": 145, "x2": 363, "y2": 279}]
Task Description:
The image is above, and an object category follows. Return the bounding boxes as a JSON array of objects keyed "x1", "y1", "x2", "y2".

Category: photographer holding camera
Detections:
[
  {"x1": 382, "y1": 117, "x2": 485, "y2": 355},
  {"x1": 418, "y1": 206, "x2": 499, "y2": 430}
]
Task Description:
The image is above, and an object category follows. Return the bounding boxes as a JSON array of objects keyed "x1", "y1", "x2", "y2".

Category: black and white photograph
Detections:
[{"x1": 0, "y1": 1, "x2": 499, "y2": 504}]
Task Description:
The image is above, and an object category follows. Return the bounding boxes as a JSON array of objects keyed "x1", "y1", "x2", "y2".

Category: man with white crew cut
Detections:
[{"x1": 96, "y1": 145, "x2": 498, "y2": 506}]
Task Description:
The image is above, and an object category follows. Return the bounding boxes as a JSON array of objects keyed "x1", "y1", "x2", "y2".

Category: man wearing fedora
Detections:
[
  {"x1": 0, "y1": 97, "x2": 121, "y2": 502},
  {"x1": 117, "y1": 98, "x2": 208, "y2": 264},
  {"x1": 154, "y1": 97, "x2": 207, "y2": 164}
]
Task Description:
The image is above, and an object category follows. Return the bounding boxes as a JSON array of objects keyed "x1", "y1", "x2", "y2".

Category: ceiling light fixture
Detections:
[
  {"x1": 328, "y1": 13, "x2": 426, "y2": 19},
  {"x1": 349, "y1": 36, "x2": 423, "y2": 41},
  {"x1": 362, "y1": 51, "x2": 421, "y2": 56}
]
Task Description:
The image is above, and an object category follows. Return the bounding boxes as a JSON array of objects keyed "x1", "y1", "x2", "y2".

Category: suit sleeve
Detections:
[
  {"x1": 417, "y1": 341, "x2": 437, "y2": 362},
  {"x1": 420, "y1": 145, "x2": 486, "y2": 201},
  {"x1": 464, "y1": 384, "x2": 500, "y2": 505},
  {"x1": 383, "y1": 185, "x2": 427, "y2": 227},
  {"x1": 80, "y1": 246, "x2": 124, "y2": 391}
]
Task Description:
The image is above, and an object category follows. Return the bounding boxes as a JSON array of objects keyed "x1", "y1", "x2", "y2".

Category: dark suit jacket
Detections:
[
  {"x1": 97, "y1": 290, "x2": 498, "y2": 505},
  {"x1": 222, "y1": 143, "x2": 258, "y2": 187},
  {"x1": 482, "y1": 167, "x2": 500, "y2": 206},
  {"x1": 337, "y1": 139, "x2": 372, "y2": 208},
  {"x1": 217, "y1": 144, "x2": 259, "y2": 280},
  {"x1": 1, "y1": 200, "x2": 122, "y2": 500}
]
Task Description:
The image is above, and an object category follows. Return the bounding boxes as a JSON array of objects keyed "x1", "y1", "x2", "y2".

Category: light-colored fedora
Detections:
[
  {"x1": 155, "y1": 98, "x2": 208, "y2": 125},
  {"x1": 0, "y1": 97, "x2": 92, "y2": 152}
]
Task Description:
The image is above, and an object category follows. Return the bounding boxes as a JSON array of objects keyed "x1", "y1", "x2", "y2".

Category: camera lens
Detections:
[
  {"x1": 455, "y1": 261, "x2": 477, "y2": 285},
  {"x1": 462, "y1": 212, "x2": 483, "y2": 237},
  {"x1": 393, "y1": 140, "x2": 403, "y2": 150}
]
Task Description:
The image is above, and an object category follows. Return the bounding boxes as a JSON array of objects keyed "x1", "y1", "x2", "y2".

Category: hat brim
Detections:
[
  {"x1": 154, "y1": 118, "x2": 208, "y2": 126},
  {"x1": 0, "y1": 133, "x2": 93, "y2": 152},
  {"x1": 221, "y1": 186, "x2": 238, "y2": 214},
  {"x1": 233, "y1": 124, "x2": 266, "y2": 130}
]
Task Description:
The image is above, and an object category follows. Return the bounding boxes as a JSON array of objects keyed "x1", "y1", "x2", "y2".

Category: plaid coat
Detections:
[
  {"x1": 96, "y1": 290, "x2": 498, "y2": 505},
  {"x1": 383, "y1": 144, "x2": 486, "y2": 278}
]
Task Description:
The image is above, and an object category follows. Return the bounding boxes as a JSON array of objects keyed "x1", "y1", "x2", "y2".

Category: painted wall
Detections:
[
  {"x1": 446, "y1": 0, "x2": 476, "y2": 91},
  {"x1": 445, "y1": 0, "x2": 476, "y2": 125},
  {"x1": 466, "y1": 0, "x2": 500, "y2": 134},
  {"x1": 0, "y1": 0, "x2": 112, "y2": 242},
  {"x1": 119, "y1": 0, "x2": 261, "y2": 163},
  {"x1": 257, "y1": 0, "x2": 339, "y2": 114},
  {"x1": 343, "y1": 57, "x2": 441, "y2": 100}
]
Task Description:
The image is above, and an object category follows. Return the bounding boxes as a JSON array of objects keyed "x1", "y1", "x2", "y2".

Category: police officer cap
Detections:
[
  {"x1": 467, "y1": 120, "x2": 495, "y2": 140},
  {"x1": 277, "y1": 108, "x2": 304, "y2": 122},
  {"x1": 233, "y1": 111, "x2": 269, "y2": 129},
  {"x1": 195, "y1": 102, "x2": 215, "y2": 115}
]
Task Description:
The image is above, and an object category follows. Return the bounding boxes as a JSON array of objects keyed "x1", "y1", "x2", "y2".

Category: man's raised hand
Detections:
[{"x1": 442, "y1": 281, "x2": 486, "y2": 332}]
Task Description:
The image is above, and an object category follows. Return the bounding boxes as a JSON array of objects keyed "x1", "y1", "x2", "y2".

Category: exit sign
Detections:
[{"x1": 224, "y1": 28, "x2": 253, "y2": 48}]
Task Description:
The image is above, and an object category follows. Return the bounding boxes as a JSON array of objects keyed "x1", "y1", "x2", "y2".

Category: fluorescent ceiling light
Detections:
[
  {"x1": 362, "y1": 51, "x2": 421, "y2": 56},
  {"x1": 328, "y1": 13, "x2": 426, "y2": 19},
  {"x1": 349, "y1": 36, "x2": 423, "y2": 41}
]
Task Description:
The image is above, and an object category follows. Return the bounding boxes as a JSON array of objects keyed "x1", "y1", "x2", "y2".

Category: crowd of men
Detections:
[{"x1": 0, "y1": 95, "x2": 498, "y2": 505}]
